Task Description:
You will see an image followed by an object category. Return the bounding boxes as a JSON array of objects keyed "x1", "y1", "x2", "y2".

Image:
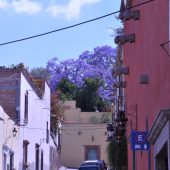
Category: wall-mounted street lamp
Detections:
[
  {"x1": 114, "y1": 110, "x2": 128, "y2": 143},
  {"x1": 106, "y1": 123, "x2": 114, "y2": 141},
  {"x1": 12, "y1": 127, "x2": 17, "y2": 137},
  {"x1": 91, "y1": 135, "x2": 94, "y2": 142},
  {"x1": 115, "y1": 110, "x2": 127, "y2": 123},
  {"x1": 0, "y1": 117, "x2": 4, "y2": 121}
]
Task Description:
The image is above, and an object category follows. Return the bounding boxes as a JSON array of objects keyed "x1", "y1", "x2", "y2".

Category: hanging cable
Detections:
[
  {"x1": 19, "y1": 126, "x2": 106, "y2": 131},
  {"x1": 0, "y1": 0, "x2": 154, "y2": 46},
  {"x1": 61, "y1": 127, "x2": 107, "y2": 130},
  {"x1": 160, "y1": 41, "x2": 170, "y2": 57}
]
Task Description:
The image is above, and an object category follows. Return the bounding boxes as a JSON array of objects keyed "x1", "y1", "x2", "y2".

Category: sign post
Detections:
[{"x1": 131, "y1": 131, "x2": 150, "y2": 151}]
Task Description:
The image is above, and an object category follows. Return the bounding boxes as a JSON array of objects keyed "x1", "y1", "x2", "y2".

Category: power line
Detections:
[
  {"x1": 0, "y1": 0, "x2": 154, "y2": 46},
  {"x1": 19, "y1": 124, "x2": 106, "y2": 130},
  {"x1": 160, "y1": 40, "x2": 170, "y2": 46},
  {"x1": 61, "y1": 127, "x2": 106, "y2": 130},
  {"x1": 19, "y1": 126, "x2": 106, "y2": 131},
  {"x1": 160, "y1": 41, "x2": 170, "y2": 57},
  {"x1": 20, "y1": 126, "x2": 46, "y2": 131}
]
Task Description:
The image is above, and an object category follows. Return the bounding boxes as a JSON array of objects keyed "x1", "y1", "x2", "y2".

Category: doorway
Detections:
[
  {"x1": 84, "y1": 145, "x2": 100, "y2": 160},
  {"x1": 155, "y1": 142, "x2": 168, "y2": 170}
]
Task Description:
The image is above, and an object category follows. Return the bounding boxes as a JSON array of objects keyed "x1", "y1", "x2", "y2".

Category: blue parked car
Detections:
[{"x1": 79, "y1": 160, "x2": 107, "y2": 170}]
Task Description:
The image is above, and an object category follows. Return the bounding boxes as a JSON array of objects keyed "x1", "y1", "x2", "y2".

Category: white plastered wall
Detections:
[
  {"x1": 16, "y1": 73, "x2": 51, "y2": 170},
  {"x1": 0, "y1": 106, "x2": 19, "y2": 170}
]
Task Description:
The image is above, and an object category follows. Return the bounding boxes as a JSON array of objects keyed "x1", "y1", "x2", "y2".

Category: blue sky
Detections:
[{"x1": 0, "y1": 0, "x2": 121, "y2": 68}]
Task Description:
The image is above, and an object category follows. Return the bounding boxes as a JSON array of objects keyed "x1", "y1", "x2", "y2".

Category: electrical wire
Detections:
[
  {"x1": 160, "y1": 41, "x2": 170, "y2": 57},
  {"x1": 18, "y1": 126, "x2": 106, "y2": 131},
  {"x1": 63, "y1": 124, "x2": 107, "y2": 127},
  {"x1": 20, "y1": 126, "x2": 46, "y2": 131},
  {"x1": 160, "y1": 44, "x2": 170, "y2": 57},
  {"x1": 61, "y1": 127, "x2": 106, "y2": 130},
  {"x1": 62, "y1": 122, "x2": 108, "y2": 127},
  {"x1": 0, "y1": 0, "x2": 154, "y2": 46},
  {"x1": 160, "y1": 40, "x2": 170, "y2": 46}
]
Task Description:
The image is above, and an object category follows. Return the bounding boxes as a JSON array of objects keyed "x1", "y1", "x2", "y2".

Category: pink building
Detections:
[{"x1": 116, "y1": 0, "x2": 170, "y2": 169}]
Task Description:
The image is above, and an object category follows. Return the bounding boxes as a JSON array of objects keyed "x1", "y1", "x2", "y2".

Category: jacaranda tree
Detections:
[{"x1": 47, "y1": 45, "x2": 116, "y2": 104}]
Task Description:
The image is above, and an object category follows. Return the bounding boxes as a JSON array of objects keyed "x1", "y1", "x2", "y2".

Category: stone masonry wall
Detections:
[{"x1": 0, "y1": 70, "x2": 20, "y2": 119}]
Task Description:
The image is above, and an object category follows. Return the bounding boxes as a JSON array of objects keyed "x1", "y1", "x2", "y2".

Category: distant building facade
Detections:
[{"x1": 60, "y1": 101, "x2": 111, "y2": 168}]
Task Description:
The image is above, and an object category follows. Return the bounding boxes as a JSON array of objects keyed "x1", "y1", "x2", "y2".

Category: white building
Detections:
[
  {"x1": 18, "y1": 73, "x2": 51, "y2": 170},
  {"x1": 0, "y1": 66, "x2": 58, "y2": 170},
  {"x1": 0, "y1": 106, "x2": 18, "y2": 170}
]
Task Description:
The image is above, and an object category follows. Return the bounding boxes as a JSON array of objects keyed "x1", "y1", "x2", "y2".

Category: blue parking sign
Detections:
[{"x1": 131, "y1": 131, "x2": 150, "y2": 151}]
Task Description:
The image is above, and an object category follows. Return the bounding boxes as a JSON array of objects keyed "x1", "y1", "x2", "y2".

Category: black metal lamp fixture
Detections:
[
  {"x1": 114, "y1": 126, "x2": 123, "y2": 143},
  {"x1": 115, "y1": 110, "x2": 128, "y2": 123},
  {"x1": 12, "y1": 127, "x2": 17, "y2": 137},
  {"x1": 106, "y1": 123, "x2": 114, "y2": 141},
  {"x1": 0, "y1": 117, "x2": 4, "y2": 121},
  {"x1": 114, "y1": 110, "x2": 128, "y2": 143}
]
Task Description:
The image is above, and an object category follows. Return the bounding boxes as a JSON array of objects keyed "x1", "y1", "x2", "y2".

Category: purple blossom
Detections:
[{"x1": 47, "y1": 46, "x2": 116, "y2": 101}]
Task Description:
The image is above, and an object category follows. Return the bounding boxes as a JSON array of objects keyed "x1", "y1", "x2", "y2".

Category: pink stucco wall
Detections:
[{"x1": 123, "y1": 0, "x2": 169, "y2": 169}]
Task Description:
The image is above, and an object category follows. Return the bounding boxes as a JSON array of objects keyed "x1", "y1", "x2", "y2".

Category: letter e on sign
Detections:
[{"x1": 138, "y1": 135, "x2": 143, "y2": 142}]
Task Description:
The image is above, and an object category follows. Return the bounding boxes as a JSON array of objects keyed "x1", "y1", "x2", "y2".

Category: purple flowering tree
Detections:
[{"x1": 47, "y1": 45, "x2": 116, "y2": 102}]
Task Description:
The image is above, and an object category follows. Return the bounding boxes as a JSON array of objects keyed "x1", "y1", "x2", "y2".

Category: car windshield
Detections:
[{"x1": 79, "y1": 167, "x2": 99, "y2": 170}]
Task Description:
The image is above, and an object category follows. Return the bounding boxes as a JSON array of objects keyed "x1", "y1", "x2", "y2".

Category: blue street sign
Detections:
[{"x1": 131, "y1": 131, "x2": 150, "y2": 151}]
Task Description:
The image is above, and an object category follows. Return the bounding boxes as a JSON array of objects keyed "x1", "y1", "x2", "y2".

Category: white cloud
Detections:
[
  {"x1": 0, "y1": 0, "x2": 100, "y2": 17},
  {"x1": 0, "y1": 0, "x2": 42, "y2": 15},
  {"x1": 47, "y1": 0, "x2": 101, "y2": 20},
  {"x1": 0, "y1": 0, "x2": 9, "y2": 10},
  {"x1": 12, "y1": 0, "x2": 42, "y2": 15}
]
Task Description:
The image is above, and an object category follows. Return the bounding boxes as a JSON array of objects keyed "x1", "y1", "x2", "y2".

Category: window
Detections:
[
  {"x1": 156, "y1": 143, "x2": 168, "y2": 170},
  {"x1": 84, "y1": 145, "x2": 100, "y2": 160},
  {"x1": 3, "y1": 146, "x2": 14, "y2": 170},
  {"x1": 41, "y1": 150, "x2": 44, "y2": 170},
  {"x1": 3, "y1": 153, "x2": 7, "y2": 170},
  {"x1": 23, "y1": 140, "x2": 30, "y2": 170},
  {"x1": 58, "y1": 131, "x2": 61, "y2": 152},
  {"x1": 46, "y1": 121, "x2": 49, "y2": 143},
  {"x1": 24, "y1": 91, "x2": 28, "y2": 123},
  {"x1": 9, "y1": 153, "x2": 14, "y2": 170},
  {"x1": 35, "y1": 143, "x2": 40, "y2": 170}
]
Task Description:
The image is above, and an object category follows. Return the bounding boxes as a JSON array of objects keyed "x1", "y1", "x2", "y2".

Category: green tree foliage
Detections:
[
  {"x1": 50, "y1": 91, "x2": 66, "y2": 135},
  {"x1": 75, "y1": 78, "x2": 107, "y2": 112},
  {"x1": 30, "y1": 67, "x2": 50, "y2": 79},
  {"x1": 57, "y1": 78, "x2": 77, "y2": 100},
  {"x1": 89, "y1": 116, "x2": 99, "y2": 124},
  {"x1": 107, "y1": 137, "x2": 128, "y2": 170},
  {"x1": 100, "y1": 113, "x2": 110, "y2": 123}
]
